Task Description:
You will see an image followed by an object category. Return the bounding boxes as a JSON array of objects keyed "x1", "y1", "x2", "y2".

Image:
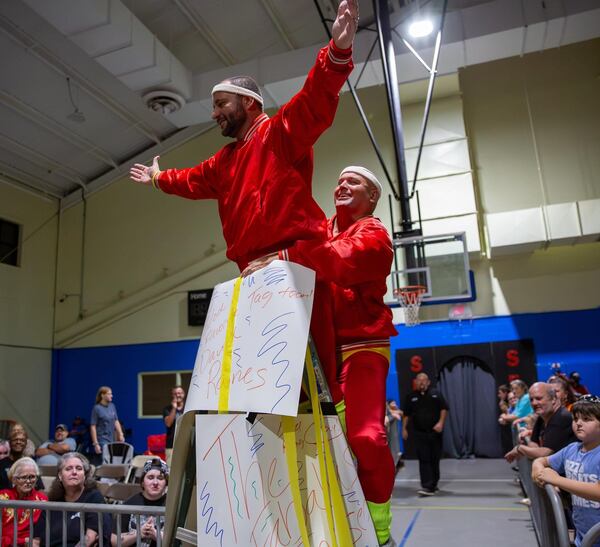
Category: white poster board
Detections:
[
  {"x1": 185, "y1": 261, "x2": 315, "y2": 416},
  {"x1": 194, "y1": 414, "x2": 377, "y2": 547}
]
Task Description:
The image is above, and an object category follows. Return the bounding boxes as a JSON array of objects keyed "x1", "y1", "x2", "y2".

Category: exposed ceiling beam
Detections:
[
  {"x1": 0, "y1": 90, "x2": 118, "y2": 169},
  {"x1": 172, "y1": 0, "x2": 237, "y2": 66},
  {"x1": 259, "y1": 0, "x2": 297, "y2": 50},
  {"x1": 0, "y1": 133, "x2": 86, "y2": 186},
  {"x1": 0, "y1": 173, "x2": 59, "y2": 203},
  {"x1": 0, "y1": 161, "x2": 66, "y2": 198},
  {"x1": 0, "y1": 10, "x2": 162, "y2": 145}
]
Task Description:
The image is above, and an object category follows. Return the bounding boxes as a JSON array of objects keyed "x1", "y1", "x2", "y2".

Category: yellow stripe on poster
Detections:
[
  {"x1": 282, "y1": 416, "x2": 310, "y2": 547},
  {"x1": 218, "y1": 277, "x2": 242, "y2": 413},
  {"x1": 306, "y1": 347, "x2": 337, "y2": 547},
  {"x1": 305, "y1": 347, "x2": 353, "y2": 547}
]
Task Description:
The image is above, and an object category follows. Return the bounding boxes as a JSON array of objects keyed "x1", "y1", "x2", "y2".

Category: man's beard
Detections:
[{"x1": 221, "y1": 102, "x2": 247, "y2": 138}]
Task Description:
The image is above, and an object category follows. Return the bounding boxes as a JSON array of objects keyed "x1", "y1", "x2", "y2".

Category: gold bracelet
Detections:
[{"x1": 151, "y1": 171, "x2": 160, "y2": 189}]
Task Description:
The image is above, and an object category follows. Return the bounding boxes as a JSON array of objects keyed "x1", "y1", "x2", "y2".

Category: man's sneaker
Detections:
[{"x1": 417, "y1": 488, "x2": 435, "y2": 496}]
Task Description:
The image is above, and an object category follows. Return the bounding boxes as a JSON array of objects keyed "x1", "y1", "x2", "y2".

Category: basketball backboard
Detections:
[{"x1": 388, "y1": 232, "x2": 475, "y2": 306}]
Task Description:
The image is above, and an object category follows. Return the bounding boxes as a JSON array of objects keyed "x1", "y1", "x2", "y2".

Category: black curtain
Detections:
[{"x1": 438, "y1": 357, "x2": 503, "y2": 458}]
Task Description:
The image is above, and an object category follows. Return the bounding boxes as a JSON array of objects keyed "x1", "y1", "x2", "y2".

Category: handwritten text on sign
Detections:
[
  {"x1": 194, "y1": 414, "x2": 377, "y2": 547},
  {"x1": 185, "y1": 261, "x2": 315, "y2": 416}
]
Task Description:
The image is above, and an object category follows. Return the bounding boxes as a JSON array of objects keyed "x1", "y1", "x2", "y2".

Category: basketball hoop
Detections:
[{"x1": 394, "y1": 285, "x2": 426, "y2": 326}]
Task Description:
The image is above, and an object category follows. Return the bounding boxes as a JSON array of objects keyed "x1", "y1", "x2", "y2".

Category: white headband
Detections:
[
  {"x1": 339, "y1": 166, "x2": 382, "y2": 195},
  {"x1": 211, "y1": 83, "x2": 263, "y2": 105}
]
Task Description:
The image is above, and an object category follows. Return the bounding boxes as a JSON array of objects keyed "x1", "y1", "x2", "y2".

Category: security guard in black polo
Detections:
[{"x1": 402, "y1": 372, "x2": 448, "y2": 496}]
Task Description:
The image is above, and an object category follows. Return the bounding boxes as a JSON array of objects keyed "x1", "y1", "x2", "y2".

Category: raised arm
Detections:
[{"x1": 271, "y1": 2, "x2": 357, "y2": 162}]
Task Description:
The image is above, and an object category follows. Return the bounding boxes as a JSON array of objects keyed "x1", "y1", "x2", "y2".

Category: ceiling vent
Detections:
[{"x1": 143, "y1": 90, "x2": 185, "y2": 115}]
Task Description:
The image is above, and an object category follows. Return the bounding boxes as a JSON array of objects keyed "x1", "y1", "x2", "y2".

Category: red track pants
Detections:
[{"x1": 338, "y1": 344, "x2": 395, "y2": 503}]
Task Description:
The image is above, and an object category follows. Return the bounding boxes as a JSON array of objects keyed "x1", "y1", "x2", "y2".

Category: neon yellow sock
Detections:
[
  {"x1": 367, "y1": 499, "x2": 392, "y2": 545},
  {"x1": 335, "y1": 399, "x2": 347, "y2": 435}
]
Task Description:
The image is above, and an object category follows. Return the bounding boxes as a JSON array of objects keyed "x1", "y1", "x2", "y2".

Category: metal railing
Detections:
[
  {"x1": 511, "y1": 426, "x2": 571, "y2": 547},
  {"x1": 0, "y1": 499, "x2": 165, "y2": 547},
  {"x1": 582, "y1": 521, "x2": 600, "y2": 547}
]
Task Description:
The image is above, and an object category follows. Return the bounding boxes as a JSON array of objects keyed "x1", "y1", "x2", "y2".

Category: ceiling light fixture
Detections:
[
  {"x1": 66, "y1": 77, "x2": 86, "y2": 123},
  {"x1": 409, "y1": 19, "x2": 433, "y2": 38}
]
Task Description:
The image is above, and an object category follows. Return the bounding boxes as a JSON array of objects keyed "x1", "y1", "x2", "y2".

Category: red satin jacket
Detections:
[
  {"x1": 156, "y1": 41, "x2": 353, "y2": 271},
  {"x1": 284, "y1": 215, "x2": 397, "y2": 345}
]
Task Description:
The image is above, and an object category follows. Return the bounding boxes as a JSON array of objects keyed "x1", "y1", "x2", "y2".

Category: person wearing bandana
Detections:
[
  {"x1": 130, "y1": 0, "x2": 359, "y2": 405},
  {"x1": 276, "y1": 165, "x2": 397, "y2": 546},
  {"x1": 111, "y1": 459, "x2": 169, "y2": 547}
]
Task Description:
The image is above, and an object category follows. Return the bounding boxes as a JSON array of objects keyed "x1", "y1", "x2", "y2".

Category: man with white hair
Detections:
[
  {"x1": 273, "y1": 165, "x2": 398, "y2": 546},
  {"x1": 130, "y1": 0, "x2": 358, "y2": 404}
]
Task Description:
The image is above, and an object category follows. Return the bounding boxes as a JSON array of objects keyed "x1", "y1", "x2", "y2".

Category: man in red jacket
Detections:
[
  {"x1": 250, "y1": 165, "x2": 398, "y2": 545},
  {"x1": 130, "y1": 1, "x2": 358, "y2": 404}
]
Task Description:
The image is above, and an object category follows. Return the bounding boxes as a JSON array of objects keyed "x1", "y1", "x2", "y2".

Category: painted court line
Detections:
[{"x1": 398, "y1": 509, "x2": 421, "y2": 547}]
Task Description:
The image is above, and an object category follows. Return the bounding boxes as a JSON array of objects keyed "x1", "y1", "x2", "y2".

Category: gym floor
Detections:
[{"x1": 390, "y1": 458, "x2": 537, "y2": 546}]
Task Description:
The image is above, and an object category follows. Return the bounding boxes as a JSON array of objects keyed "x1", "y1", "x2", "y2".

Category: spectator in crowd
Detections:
[
  {"x1": 570, "y1": 372, "x2": 590, "y2": 396},
  {"x1": 163, "y1": 385, "x2": 186, "y2": 467},
  {"x1": 385, "y1": 400, "x2": 403, "y2": 475},
  {"x1": 8, "y1": 424, "x2": 35, "y2": 458},
  {"x1": 497, "y1": 384, "x2": 510, "y2": 413},
  {"x1": 0, "y1": 441, "x2": 9, "y2": 460},
  {"x1": 35, "y1": 424, "x2": 77, "y2": 466},
  {"x1": 69, "y1": 416, "x2": 90, "y2": 453},
  {"x1": 402, "y1": 373, "x2": 448, "y2": 496},
  {"x1": 549, "y1": 375, "x2": 577, "y2": 411},
  {"x1": 0, "y1": 457, "x2": 47, "y2": 546},
  {"x1": 498, "y1": 380, "x2": 533, "y2": 426},
  {"x1": 111, "y1": 458, "x2": 168, "y2": 547},
  {"x1": 533, "y1": 395, "x2": 600, "y2": 547},
  {"x1": 34, "y1": 452, "x2": 111, "y2": 546},
  {"x1": 505, "y1": 382, "x2": 576, "y2": 464},
  {"x1": 90, "y1": 386, "x2": 124, "y2": 465},
  {"x1": 0, "y1": 427, "x2": 42, "y2": 490},
  {"x1": 499, "y1": 389, "x2": 517, "y2": 453}
]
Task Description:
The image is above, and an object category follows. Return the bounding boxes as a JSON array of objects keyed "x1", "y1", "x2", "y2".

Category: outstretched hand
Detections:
[
  {"x1": 130, "y1": 155, "x2": 161, "y2": 185},
  {"x1": 332, "y1": 0, "x2": 359, "y2": 50}
]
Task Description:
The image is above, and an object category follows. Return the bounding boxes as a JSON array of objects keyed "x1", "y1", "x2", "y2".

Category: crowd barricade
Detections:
[
  {"x1": 583, "y1": 522, "x2": 600, "y2": 547},
  {"x1": 513, "y1": 427, "x2": 570, "y2": 547},
  {"x1": 0, "y1": 498, "x2": 165, "y2": 547}
]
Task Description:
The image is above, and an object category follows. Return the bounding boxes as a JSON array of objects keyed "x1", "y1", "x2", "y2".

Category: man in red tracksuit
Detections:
[
  {"x1": 280, "y1": 166, "x2": 398, "y2": 546},
  {"x1": 130, "y1": 1, "x2": 359, "y2": 404},
  {"x1": 240, "y1": 166, "x2": 398, "y2": 544}
]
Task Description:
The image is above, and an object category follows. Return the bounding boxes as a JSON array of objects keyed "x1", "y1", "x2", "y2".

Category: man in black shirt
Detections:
[
  {"x1": 505, "y1": 382, "x2": 576, "y2": 463},
  {"x1": 163, "y1": 385, "x2": 186, "y2": 466},
  {"x1": 402, "y1": 373, "x2": 448, "y2": 496}
]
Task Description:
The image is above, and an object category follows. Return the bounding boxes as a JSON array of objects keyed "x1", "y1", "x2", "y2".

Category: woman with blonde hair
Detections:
[
  {"x1": 0, "y1": 457, "x2": 47, "y2": 546},
  {"x1": 89, "y1": 386, "x2": 124, "y2": 465}
]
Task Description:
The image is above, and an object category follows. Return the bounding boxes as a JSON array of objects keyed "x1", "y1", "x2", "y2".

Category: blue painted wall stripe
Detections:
[{"x1": 51, "y1": 307, "x2": 600, "y2": 450}]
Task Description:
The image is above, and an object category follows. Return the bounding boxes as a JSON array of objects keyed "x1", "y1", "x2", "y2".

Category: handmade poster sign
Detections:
[
  {"x1": 194, "y1": 413, "x2": 377, "y2": 547},
  {"x1": 185, "y1": 261, "x2": 315, "y2": 416}
]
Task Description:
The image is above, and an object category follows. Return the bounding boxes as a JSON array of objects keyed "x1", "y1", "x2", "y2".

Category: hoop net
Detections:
[{"x1": 394, "y1": 285, "x2": 426, "y2": 327}]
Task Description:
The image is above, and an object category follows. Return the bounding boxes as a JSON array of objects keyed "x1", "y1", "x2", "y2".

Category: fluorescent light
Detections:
[{"x1": 409, "y1": 20, "x2": 433, "y2": 38}]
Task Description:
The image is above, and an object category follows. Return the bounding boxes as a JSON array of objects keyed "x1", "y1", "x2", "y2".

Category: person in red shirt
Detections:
[
  {"x1": 251, "y1": 166, "x2": 397, "y2": 545},
  {"x1": 129, "y1": 1, "x2": 358, "y2": 404}
]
